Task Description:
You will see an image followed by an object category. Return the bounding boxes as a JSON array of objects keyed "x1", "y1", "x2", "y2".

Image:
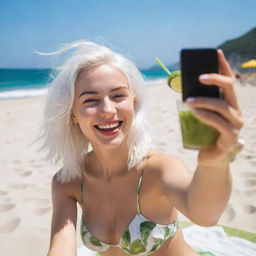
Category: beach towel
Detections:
[{"x1": 183, "y1": 225, "x2": 256, "y2": 256}]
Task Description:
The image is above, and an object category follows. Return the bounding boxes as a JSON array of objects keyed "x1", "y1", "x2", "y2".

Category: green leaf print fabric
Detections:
[
  {"x1": 198, "y1": 251, "x2": 216, "y2": 256},
  {"x1": 81, "y1": 213, "x2": 179, "y2": 255}
]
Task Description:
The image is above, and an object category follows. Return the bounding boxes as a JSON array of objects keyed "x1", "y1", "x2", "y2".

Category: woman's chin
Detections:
[{"x1": 92, "y1": 135, "x2": 128, "y2": 151}]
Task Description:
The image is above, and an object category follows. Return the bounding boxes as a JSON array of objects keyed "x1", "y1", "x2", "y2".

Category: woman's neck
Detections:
[{"x1": 89, "y1": 143, "x2": 131, "y2": 181}]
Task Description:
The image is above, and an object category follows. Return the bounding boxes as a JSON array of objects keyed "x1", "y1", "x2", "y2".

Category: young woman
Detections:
[{"x1": 43, "y1": 41, "x2": 244, "y2": 256}]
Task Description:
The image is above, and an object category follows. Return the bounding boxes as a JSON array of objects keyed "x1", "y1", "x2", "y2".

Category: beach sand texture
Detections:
[{"x1": 0, "y1": 80, "x2": 255, "y2": 255}]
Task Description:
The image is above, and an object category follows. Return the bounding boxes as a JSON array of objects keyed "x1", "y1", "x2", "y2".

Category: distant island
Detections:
[{"x1": 143, "y1": 27, "x2": 256, "y2": 74}]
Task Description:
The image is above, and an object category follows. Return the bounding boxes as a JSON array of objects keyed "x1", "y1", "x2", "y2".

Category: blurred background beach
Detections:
[{"x1": 0, "y1": 1, "x2": 256, "y2": 255}]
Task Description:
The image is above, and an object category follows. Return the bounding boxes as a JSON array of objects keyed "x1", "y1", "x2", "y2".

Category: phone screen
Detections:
[{"x1": 181, "y1": 49, "x2": 220, "y2": 101}]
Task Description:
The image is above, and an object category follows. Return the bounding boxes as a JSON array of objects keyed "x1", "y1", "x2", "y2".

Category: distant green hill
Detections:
[{"x1": 218, "y1": 27, "x2": 256, "y2": 70}]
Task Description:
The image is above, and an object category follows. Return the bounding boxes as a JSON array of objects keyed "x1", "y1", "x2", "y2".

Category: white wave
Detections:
[
  {"x1": 0, "y1": 88, "x2": 48, "y2": 100},
  {"x1": 145, "y1": 78, "x2": 166, "y2": 85}
]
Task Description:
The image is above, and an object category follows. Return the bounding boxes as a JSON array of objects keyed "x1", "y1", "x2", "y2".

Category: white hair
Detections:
[{"x1": 40, "y1": 40, "x2": 151, "y2": 183}]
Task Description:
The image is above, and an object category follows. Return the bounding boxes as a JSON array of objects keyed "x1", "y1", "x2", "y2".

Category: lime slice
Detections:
[
  {"x1": 168, "y1": 71, "x2": 182, "y2": 92},
  {"x1": 155, "y1": 57, "x2": 182, "y2": 93}
]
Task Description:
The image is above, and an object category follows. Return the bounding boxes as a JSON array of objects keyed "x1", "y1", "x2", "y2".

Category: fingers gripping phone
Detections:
[{"x1": 181, "y1": 48, "x2": 221, "y2": 101}]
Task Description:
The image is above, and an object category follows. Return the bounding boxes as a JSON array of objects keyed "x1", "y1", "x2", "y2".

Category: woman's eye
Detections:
[
  {"x1": 83, "y1": 99, "x2": 98, "y2": 104},
  {"x1": 113, "y1": 94, "x2": 126, "y2": 98}
]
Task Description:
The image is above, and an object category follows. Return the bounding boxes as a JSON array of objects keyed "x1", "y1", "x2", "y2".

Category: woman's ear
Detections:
[
  {"x1": 133, "y1": 95, "x2": 137, "y2": 110},
  {"x1": 71, "y1": 112, "x2": 78, "y2": 124}
]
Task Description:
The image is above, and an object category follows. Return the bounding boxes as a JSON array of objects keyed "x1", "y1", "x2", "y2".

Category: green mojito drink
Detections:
[
  {"x1": 178, "y1": 102, "x2": 219, "y2": 149},
  {"x1": 154, "y1": 57, "x2": 219, "y2": 149}
]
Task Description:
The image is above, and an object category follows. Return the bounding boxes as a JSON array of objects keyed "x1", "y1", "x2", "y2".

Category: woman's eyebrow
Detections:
[
  {"x1": 79, "y1": 86, "x2": 128, "y2": 98},
  {"x1": 79, "y1": 90, "x2": 98, "y2": 98},
  {"x1": 111, "y1": 86, "x2": 129, "y2": 92}
]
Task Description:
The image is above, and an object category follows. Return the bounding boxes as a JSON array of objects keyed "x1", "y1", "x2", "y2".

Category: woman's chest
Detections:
[{"x1": 80, "y1": 189, "x2": 174, "y2": 245}]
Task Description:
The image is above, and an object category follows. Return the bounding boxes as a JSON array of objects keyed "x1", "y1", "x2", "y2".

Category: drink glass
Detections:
[{"x1": 177, "y1": 101, "x2": 219, "y2": 149}]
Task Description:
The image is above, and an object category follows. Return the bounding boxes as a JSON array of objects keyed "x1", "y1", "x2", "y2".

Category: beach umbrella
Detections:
[{"x1": 241, "y1": 59, "x2": 256, "y2": 68}]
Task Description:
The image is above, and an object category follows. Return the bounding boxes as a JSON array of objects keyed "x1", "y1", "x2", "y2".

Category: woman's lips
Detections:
[{"x1": 94, "y1": 121, "x2": 123, "y2": 136}]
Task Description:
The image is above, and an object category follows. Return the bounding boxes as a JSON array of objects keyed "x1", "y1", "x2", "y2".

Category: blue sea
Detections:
[{"x1": 0, "y1": 68, "x2": 168, "y2": 99}]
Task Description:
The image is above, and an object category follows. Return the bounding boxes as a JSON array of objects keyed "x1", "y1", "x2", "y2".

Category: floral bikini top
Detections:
[{"x1": 80, "y1": 170, "x2": 179, "y2": 255}]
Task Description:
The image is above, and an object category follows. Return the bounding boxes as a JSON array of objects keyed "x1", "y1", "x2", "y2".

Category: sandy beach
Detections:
[{"x1": 0, "y1": 80, "x2": 255, "y2": 255}]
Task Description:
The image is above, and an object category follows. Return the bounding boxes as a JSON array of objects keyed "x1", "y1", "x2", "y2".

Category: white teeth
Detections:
[{"x1": 97, "y1": 122, "x2": 120, "y2": 130}]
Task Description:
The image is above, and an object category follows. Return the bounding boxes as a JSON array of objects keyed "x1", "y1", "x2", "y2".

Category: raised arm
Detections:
[
  {"x1": 184, "y1": 50, "x2": 243, "y2": 225},
  {"x1": 159, "y1": 50, "x2": 243, "y2": 226},
  {"x1": 47, "y1": 172, "x2": 77, "y2": 256}
]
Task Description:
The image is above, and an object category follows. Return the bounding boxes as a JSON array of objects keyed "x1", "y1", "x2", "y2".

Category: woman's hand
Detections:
[{"x1": 186, "y1": 49, "x2": 244, "y2": 168}]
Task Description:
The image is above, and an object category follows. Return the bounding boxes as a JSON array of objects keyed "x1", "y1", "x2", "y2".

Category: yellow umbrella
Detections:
[{"x1": 241, "y1": 59, "x2": 256, "y2": 68}]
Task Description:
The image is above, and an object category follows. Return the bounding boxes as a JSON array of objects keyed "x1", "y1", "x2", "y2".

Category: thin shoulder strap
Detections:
[
  {"x1": 80, "y1": 179, "x2": 84, "y2": 207},
  {"x1": 136, "y1": 168, "x2": 144, "y2": 214}
]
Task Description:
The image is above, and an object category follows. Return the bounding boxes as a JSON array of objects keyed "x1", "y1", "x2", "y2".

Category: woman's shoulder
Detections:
[
  {"x1": 144, "y1": 150, "x2": 187, "y2": 173},
  {"x1": 144, "y1": 151, "x2": 191, "y2": 193},
  {"x1": 144, "y1": 151, "x2": 190, "y2": 184},
  {"x1": 51, "y1": 169, "x2": 81, "y2": 199}
]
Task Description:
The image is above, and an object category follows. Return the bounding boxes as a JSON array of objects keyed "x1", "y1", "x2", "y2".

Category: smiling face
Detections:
[{"x1": 72, "y1": 64, "x2": 135, "y2": 151}]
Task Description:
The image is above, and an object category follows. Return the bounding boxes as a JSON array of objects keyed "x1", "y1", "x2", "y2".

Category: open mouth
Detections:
[{"x1": 95, "y1": 121, "x2": 123, "y2": 132}]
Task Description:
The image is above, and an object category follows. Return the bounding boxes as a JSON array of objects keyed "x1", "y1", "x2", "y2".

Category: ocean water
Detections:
[
  {"x1": 0, "y1": 68, "x2": 167, "y2": 99},
  {"x1": 0, "y1": 69, "x2": 52, "y2": 99}
]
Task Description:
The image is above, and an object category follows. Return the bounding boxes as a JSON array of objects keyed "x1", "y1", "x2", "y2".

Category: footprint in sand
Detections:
[
  {"x1": 243, "y1": 155, "x2": 254, "y2": 159},
  {"x1": 244, "y1": 179, "x2": 256, "y2": 187},
  {"x1": 33, "y1": 207, "x2": 51, "y2": 216},
  {"x1": 0, "y1": 203, "x2": 15, "y2": 212},
  {"x1": 243, "y1": 204, "x2": 256, "y2": 214},
  {"x1": 19, "y1": 171, "x2": 32, "y2": 177},
  {"x1": 13, "y1": 160, "x2": 21, "y2": 164},
  {"x1": 0, "y1": 190, "x2": 8, "y2": 196},
  {"x1": 0, "y1": 218, "x2": 20, "y2": 233}
]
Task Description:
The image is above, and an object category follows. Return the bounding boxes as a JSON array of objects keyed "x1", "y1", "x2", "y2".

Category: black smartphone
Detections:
[{"x1": 181, "y1": 48, "x2": 221, "y2": 101}]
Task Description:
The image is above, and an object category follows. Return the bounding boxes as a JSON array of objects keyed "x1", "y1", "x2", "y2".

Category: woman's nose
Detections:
[{"x1": 100, "y1": 98, "x2": 116, "y2": 116}]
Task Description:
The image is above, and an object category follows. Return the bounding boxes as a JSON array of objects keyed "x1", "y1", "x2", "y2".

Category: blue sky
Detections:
[{"x1": 0, "y1": 0, "x2": 255, "y2": 69}]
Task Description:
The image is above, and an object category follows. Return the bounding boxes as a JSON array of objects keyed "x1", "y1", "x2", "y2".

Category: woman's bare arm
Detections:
[
  {"x1": 47, "y1": 172, "x2": 77, "y2": 256},
  {"x1": 158, "y1": 50, "x2": 243, "y2": 226},
  {"x1": 156, "y1": 154, "x2": 232, "y2": 226}
]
